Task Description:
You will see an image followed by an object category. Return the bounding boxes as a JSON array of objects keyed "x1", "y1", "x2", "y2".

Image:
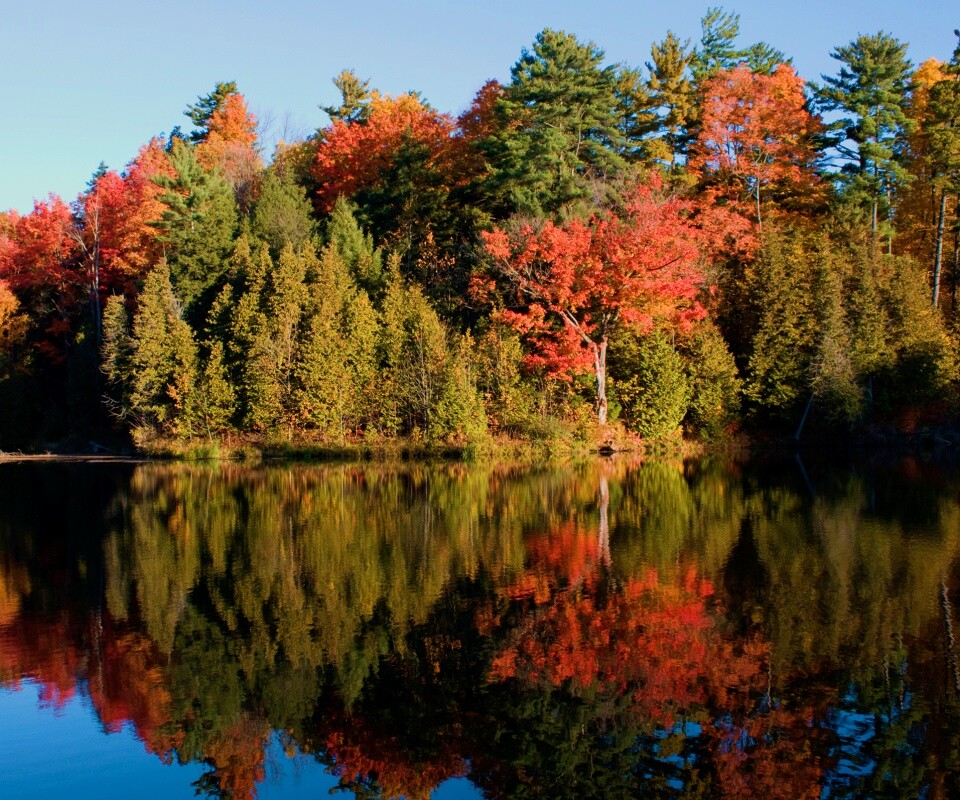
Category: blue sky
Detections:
[{"x1": 1, "y1": 0, "x2": 956, "y2": 213}]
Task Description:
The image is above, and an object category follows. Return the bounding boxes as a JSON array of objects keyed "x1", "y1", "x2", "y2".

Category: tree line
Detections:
[{"x1": 2, "y1": 9, "x2": 959, "y2": 450}]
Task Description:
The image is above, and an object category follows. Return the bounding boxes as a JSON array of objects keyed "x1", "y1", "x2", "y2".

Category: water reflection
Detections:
[{"x1": 1, "y1": 456, "x2": 959, "y2": 798}]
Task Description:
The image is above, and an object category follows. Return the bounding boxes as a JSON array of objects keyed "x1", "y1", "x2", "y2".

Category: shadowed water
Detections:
[{"x1": 1, "y1": 456, "x2": 958, "y2": 799}]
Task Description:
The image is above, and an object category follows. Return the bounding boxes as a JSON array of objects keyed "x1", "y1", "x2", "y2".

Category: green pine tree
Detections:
[
  {"x1": 295, "y1": 246, "x2": 357, "y2": 438},
  {"x1": 645, "y1": 31, "x2": 696, "y2": 168},
  {"x1": 811, "y1": 255, "x2": 862, "y2": 423},
  {"x1": 436, "y1": 332, "x2": 488, "y2": 443},
  {"x1": 251, "y1": 169, "x2": 316, "y2": 256},
  {"x1": 375, "y1": 255, "x2": 410, "y2": 436},
  {"x1": 101, "y1": 294, "x2": 133, "y2": 419},
  {"x1": 691, "y1": 7, "x2": 747, "y2": 83},
  {"x1": 185, "y1": 81, "x2": 239, "y2": 142},
  {"x1": 742, "y1": 230, "x2": 819, "y2": 420},
  {"x1": 152, "y1": 140, "x2": 239, "y2": 317},
  {"x1": 400, "y1": 285, "x2": 450, "y2": 440},
  {"x1": 326, "y1": 196, "x2": 384, "y2": 296},
  {"x1": 321, "y1": 69, "x2": 373, "y2": 124},
  {"x1": 814, "y1": 33, "x2": 916, "y2": 234},
  {"x1": 612, "y1": 329, "x2": 691, "y2": 440},
  {"x1": 341, "y1": 287, "x2": 380, "y2": 432},
  {"x1": 487, "y1": 28, "x2": 629, "y2": 216},
  {"x1": 128, "y1": 264, "x2": 199, "y2": 436},
  {"x1": 474, "y1": 324, "x2": 532, "y2": 434},
  {"x1": 678, "y1": 320, "x2": 742, "y2": 440},
  {"x1": 192, "y1": 341, "x2": 236, "y2": 437}
]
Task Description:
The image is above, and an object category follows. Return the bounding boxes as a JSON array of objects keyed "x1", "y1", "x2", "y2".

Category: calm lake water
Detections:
[{"x1": 1, "y1": 456, "x2": 958, "y2": 799}]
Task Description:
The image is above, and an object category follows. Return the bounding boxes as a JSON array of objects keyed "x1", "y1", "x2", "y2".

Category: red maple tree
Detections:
[
  {"x1": 0, "y1": 196, "x2": 82, "y2": 360},
  {"x1": 481, "y1": 175, "x2": 705, "y2": 423}
]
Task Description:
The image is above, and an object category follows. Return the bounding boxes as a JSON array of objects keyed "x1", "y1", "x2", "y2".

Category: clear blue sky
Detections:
[{"x1": 1, "y1": 0, "x2": 956, "y2": 213}]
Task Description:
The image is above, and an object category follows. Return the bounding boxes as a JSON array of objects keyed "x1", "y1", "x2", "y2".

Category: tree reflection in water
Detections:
[{"x1": 0, "y1": 456, "x2": 959, "y2": 798}]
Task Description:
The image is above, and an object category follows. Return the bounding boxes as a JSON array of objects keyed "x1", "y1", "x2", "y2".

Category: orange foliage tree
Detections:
[
  {"x1": 689, "y1": 64, "x2": 824, "y2": 228},
  {"x1": 195, "y1": 92, "x2": 263, "y2": 206},
  {"x1": 897, "y1": 59, "x2": 949, "y2": 255},
  {"x1": 0, "y1": 615, "x2": 84, "y2": 708},
  {"x1": 0, "y1": 280, "x2": 28, "y2": 369},
  {"x1": 86, "y1": 626, "x2": 185, "y2": 759},
  {"x1": 312, "y1": 92, "x2": 464, "y2": 216},
  {"x1": 0, "y1": 141, "x2": 173, "y2": 355}
]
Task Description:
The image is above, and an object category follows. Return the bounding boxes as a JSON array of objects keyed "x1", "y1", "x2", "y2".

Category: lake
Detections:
[{"x1": 1, "y1": 455, "x2": 958, "y2": 799}]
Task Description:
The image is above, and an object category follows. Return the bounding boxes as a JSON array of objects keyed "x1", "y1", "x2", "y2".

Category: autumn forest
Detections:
[{"x1": 2, "y1": 9, "x2": 960, "y2": 452}]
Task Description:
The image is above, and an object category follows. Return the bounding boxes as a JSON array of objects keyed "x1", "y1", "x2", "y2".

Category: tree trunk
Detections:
[
  {"x1": 755, "y1": 180, "x2": 762, "y2": 231},
  {"x1": 933, "y1": 189, "x2": 947, "y2": 309},
  {"x1": 953, "y1": 198, "x2": 959, "y2": 311},
  {"x1": 887, "y1": 179, "x2": 893, "y2": 255},
  {"x1": 941, "y1": 578, "x2": 959, "y2": 693},
  {"x1": 794, "y1": 393, "x2": 814, "y2": 442},
  {"x1": 598, "y1": 474, "x2": 611, "y2": 568},
  {"x1": 594, "y1": 338, "x2": 608, "y2": 425},
  {"x1": 91, "y1": 248, "x2": 102, "y2": 345}
]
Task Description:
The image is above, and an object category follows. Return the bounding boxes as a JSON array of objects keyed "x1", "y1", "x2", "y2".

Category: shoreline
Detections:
[{"x1": 3, "y1": 425, "x2": 958, "y2": 465}]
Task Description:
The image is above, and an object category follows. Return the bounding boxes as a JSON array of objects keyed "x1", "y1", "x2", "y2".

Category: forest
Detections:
[{"x1": 1, "y1": 8, "x2": 959, "y2": 453}]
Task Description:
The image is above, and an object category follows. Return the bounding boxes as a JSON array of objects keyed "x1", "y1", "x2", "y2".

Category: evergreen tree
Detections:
[
  {"x1": 127, "y1": 264, "x2": 199, "y2": 435},
  {"x1": 341, "y1": 288, "x2": 380, "y2": 432},
  {"x1": 152, "y1": 140, "x2": 238, "y2": 316},
  {"x1": 100, "y1": 294, "x2": 133, "y2": 419},
  {"x1": 375, "y1": 255, "x2": 410, "y2": 437},
  {"x1": 691, "y1": 7, "x2": 747, "y2": 84},
  {"x1": 611, "y1": 329, "x2": 690, "y2": 440},
  {"x1": 325, "y1": 196, "x2": 384, "y2": 296},
  {"x1": 612, "y1": 66, "x2": 658, "y2": 163},
  {"x1": 811, "y1": 254, "x2": 861, "y2": 422},
  {"x1": 399, "y1": 284, "x2": 450, "y2": 439},
  {"x1": 321, "y1": 69, "x2": 373, "y2": 124},
  {"x1": 645, "y1": 32, "x2": 696, "y2": 167},
  {"x1": 228, "y1": 245, "x2": 286, "y2": 431},
  {"x1": 369, "y1": 257, "x2": 481, "y2": 441},
  {"x1": 678, "y1": 320, "x2": 742, "y2": 439},
  {"x1": 925, "y1": 35, "x2": 960, "y2": 308},
  {"x1": 435, "y1": 332, "x2": 488, "y2": 443},
  {"x1": 295, "y1": 312, "x2": 351, "y2": 437},
  {"x1": 745, "y1": 41, "x2": 790, "y2": 75},
  {"x1": 243, "y1": 326, "x2": 285, "y2": 431},
  {"x1": 474, "y1": 324, "x2": 532, "y2": 433},
  {"x1": 296, "y1": 246, "x2": 358, "y2": 438},
  {"x1": 814, "y1": 33, "x2": 916, "y2": 234},
  {"x1": 220, "y1": 237, "x2": 267, "y2": 398},
  {"x1": 244, "y1": 244, "x2": 309, "y2": 433},
  {"x1": 185, "y1": 81, "x2": 239, "y2": 142},
  {"x1": 251, "y1": 170, "x2": 315, "y2": 256},
  {"x1": 742, "y1": 230, "x2": 819, "y2": 420},
  {"x1": 488, "y1": 29, "x2": 629, "y2": 216},
  {"x1": 876, "y1": 252, "x2": 956, "y2": 411},
  {"x1": 848, "y1": 243, "x2": 892, "y2": 418},
  {"x1": 193, "y1": 341, "x2": 236, "y2": 437}
]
